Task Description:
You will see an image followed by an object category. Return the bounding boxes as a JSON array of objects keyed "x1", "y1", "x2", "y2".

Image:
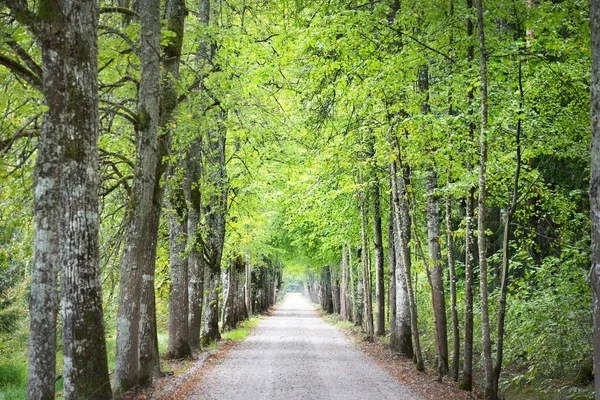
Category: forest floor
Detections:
[{"x1": 125, "y1": 293, "x2": 480, "y2": 399}]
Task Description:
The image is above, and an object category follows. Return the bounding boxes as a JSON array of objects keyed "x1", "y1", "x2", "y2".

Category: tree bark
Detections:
[
  {"x1": 245, "y1": 252, "x2": 252, "y2": 316},
  {"x1": 201, "y1": 126, "x2": 228, "y2": 345},
  {"x1": 10, "y1": 1, "x2": 112, "y2": 397},
  {"x1": 166, "y1": 183, "x2": 191, "y2": 359},
  {"x1": 355, "y1": 244, "x2": 364, "y2": 327},
  {"x1": 359, "y1": 189, "x2": 374, "y2": 341},
  {"x1": 388, "y1": 208, "x2": 397, "y2": 334},
  {"x1": 391, "y1": 161, "x2": 424, "y2": 370},
  {"x1": 589, "y1": 1, "x2": 600, "y2": 397},
  {"x1": 426, "y1": 166, "x2": 449, "y2": 379},
  {"x1": 475, "y1": 0, "x2": 495, "y2": 397},
  {"x1": 493, "y1": 60, "x2": 523, "y2": 398},
  {"x1": 389, "y1": 176, "x2": 414, "y2": 358},
  {"x1": 114, "y1": 0, "x2": 161, "y2": 390},
  {"x1": 419, "y1": 59, "x2": 449, "y2": 379},
  {"x1": 340, "y1": 249, "x2": 349, "y2": 321},
  {"x1": 459, "y1": 0, "x2": 476, "y2": 391},
  {"x1": 446, "y1": 175, "x2": 460, "y2": 382},
  {"x1": 372, "y1": 177, "x2": 385, "y2": 336}
]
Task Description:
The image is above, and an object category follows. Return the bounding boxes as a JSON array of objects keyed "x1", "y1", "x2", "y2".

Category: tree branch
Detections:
[
  {"x1": 0, "y1": 128, "x2": 39, "y2": 152},
  {"x1": 1, "y1": 32, "x2": 43, "y2": 78},
  {"x1": 0, "y1": 0, "x2": 38, "y2": 32},
  {"x1": 99, "y1": 7, "x2": 139, "y2": 18},
  {"x1": 98, "y1": 25, "x2": 140, "y2": 56},
  {"x1": 0, "y1": 52, "x2": 42, "y2": 91}
]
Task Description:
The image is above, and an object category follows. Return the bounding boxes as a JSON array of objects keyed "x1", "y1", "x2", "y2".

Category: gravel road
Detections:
[{"x1": 188, "y1": 293, "x2": 421, "y2": 400}]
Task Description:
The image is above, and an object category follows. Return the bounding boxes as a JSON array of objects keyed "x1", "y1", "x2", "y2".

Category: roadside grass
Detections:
[
  {"x1": 222, "y1": 316, "x2": 261, "y2": 341},
  {"x1": 0, "y1": 360, "x2": 27, "y2": 400}
]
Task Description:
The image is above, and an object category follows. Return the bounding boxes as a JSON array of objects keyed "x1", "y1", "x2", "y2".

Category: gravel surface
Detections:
[{"x1": 188, "y1": 293, "x2": 422, "y2": 400}]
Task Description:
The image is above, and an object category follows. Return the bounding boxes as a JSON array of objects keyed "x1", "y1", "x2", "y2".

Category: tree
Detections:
[
  {"x1": 114, "y1": 0, "x2": 161, "y2": 390},
  {"x1": 475, "y1": 0, "x2": 495, "y2": 397},
  {"x1": 589, "y1": 1, "x2": 600, "y2": 399},
  {"x1": 0, "y1": 0, "x2": 112, "y2": 398}
]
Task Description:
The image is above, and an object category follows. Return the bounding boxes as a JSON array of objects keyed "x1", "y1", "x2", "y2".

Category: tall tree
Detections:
[
  {"x1": 186, "y1": 0, "x2": 210, "y2": 349},
  {"x1": 114, "y1": 0, "x2": 161, "y2": 390},
  {"x1": 359, "y1": 186, "x2": 374, "y2": 341},
  {"x1": 372, "y1": 173, "x2": 385, "y2": 336},
  {"x1": 475, "y1": 0, "x2": 494, "y2": 397},
  {"x1": 421, "y1": 62, "x2": 449, "y2": 378},
  {"x1": 0, "y1": 0, "x2": 113, "y2": 397},
  {"x1": 391, "y1": 160, "x2": 424, "y2": 370},
  {"x1": 459, "y1": 0, "x2": 477, "y2": 391},
  {"x1": 201, "y1": 119, "x2": 228, "y2": 345},
  {"x1": 165, "y1": 178, "x2": 191, "y2": 359},
  {"x1": 590, "y1": 1, "x2": 600, "y2": 399}
]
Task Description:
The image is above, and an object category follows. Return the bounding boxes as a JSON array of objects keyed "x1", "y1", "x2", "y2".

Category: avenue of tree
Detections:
[{"x1": 0, "y1": 0, "x2": 598, "y2": 399}]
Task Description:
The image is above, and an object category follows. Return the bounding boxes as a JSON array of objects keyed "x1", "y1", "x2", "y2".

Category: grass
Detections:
[
  {"x1": 0, "y1": 359, "x2": 27, "y2": 400},
  {"x1": 221, "y1": 316, "x2": 261, "y2": 341}
]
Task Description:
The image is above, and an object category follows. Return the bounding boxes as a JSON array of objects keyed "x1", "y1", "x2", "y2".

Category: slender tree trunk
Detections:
[
  {"x1": 166, "y1": 183, "x2": 191, "y2": 359},
  {"x1": 391, "y1": 161, "x2": 424, "y2": 370},
  {"x1": 245, "y1": 252, "x2": 252, "y2": 316},
  {"x1": 355, "y1": 244, "x2": 364, "y2": 327},
  {"x1": 388, "y1": 212, "x2": 397, "y2": 334},
  {"x1": 390, "y1": 184, "x2": 413, "y2": 358},
  {"x1": 372, "y1": 178, "x2": 385, "y2": 336},
  {"x1": 331, "y1": 264, "x2": 340, "y2": 314},
  {"x1": 186, "y1": 0, "x2": 209, "y2": 349},
  {"x1": 475, "y1": 0, "x2": 494, "y2": 397},
  {"x1": 348, "y1": 244, "x2": 356, "y2": 323},
  {"x1": 201, "y1": 129, "x2": 228, "y2": 345},
  {"x1": 492, "y1": 61, "x2": 523, "y2": 398},
  {"x1": 340, "y1": 249, "x2": 349, "y2": 321},
  {"x1": 446, "y1": 173, "x2": 460, "y2": 382},
  {"x1": 140, "y1": 0, "x2": 187, "y2": 383},
  {"x1": 589, "y1": 3, "x2": 600, "y2": 397},
  {"x1": 186, "y1": 138, "x2": 204, "y2": 349},
  {"x1": 114, "y1": 0, "x2": 161, "y2": 390},
  {"x1": 459, "y1": 0, "x2": 476, "y2": 391},
  {"x1": 445, "y1": 0, "x2": 460, "y2": 383},
  {"x1": 136, "y1": 0, "x2": 163, "y2": 385},
  {"x1": 419, "y1": 60, "x2": 449, "y2": 378},
  {"x1": 360, "y1": 189, "x2": 374, "y2": 341}
]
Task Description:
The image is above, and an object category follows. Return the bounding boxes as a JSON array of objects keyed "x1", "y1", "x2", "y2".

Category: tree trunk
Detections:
[
  {"x1": 475, "y1": 0, "x2": 495, "y2": 397},
  {"x1": 359, "y1": 189, "x2": 374, "y2": 341},
  {"x1": 372, "y1": 177, "x2": 385, "y2": 336},
  {"x1": 446, "y1": 177, "x2": 460, "y2": 382},
  {"x1": 201, "y1": 127, "x2": 228, "y2": 345},
  {"x1": 426, "y1": 166, "x2": 449, "y2": 379},
  {"x1": 391, "y1": 161, "x2": 424, "y2": 371},
  {"x1": 459, "y1": 0, "x2": 476, "y2": 391},
  {"x1": 166, "y1": 184, "x2": 191, "y2": 359},
  {"x1": 136, "y1": 0, "x2": 163, "y2": 385},
  {"x1": 113, "y1": 0, "x2": 160, "y2": 391},
  {"x1": 185, "y1": 137, "x2": 204, "y2": 350},
  {"x1": 27, "y1": 10, "x2": 62, "y2": 394},
  {"x1": 493, "y1": 61, "x2": 523, "y2": 398},
  {"x1": 186, "y1": 0, "x2": 209, "y2": 350},
  {"x1": 347, "y1": 245, "x2": 355, "y2": 323},
  {"x1": 331, "y1": 264, "x2": 340, "y2": 314},
  {"x1": 340, "y1": 249, "x2": 349, "y2": 321},
  {"x1": 388, "y1": 209, "x2": 397, "y2": 335},
  {"x1": 589, "y1": 1, "x2": 600, "y2": 397},
  {"x1": 419, "y1": 59, "x2": 449, "y2": 379},
  {"x1": 355, "y1": 245, "x2": 364, "y2": 327},
  {"x1": 390, "y1": 183, "x2": 414, "y2": 358},
  {"x1": 245, "y1": 252, "x2": 252, "y2": 316}
]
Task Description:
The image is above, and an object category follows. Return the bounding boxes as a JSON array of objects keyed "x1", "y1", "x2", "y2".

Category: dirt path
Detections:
[{"x1": 183, "y1": 293, "x2": 421, "y2": 399}]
